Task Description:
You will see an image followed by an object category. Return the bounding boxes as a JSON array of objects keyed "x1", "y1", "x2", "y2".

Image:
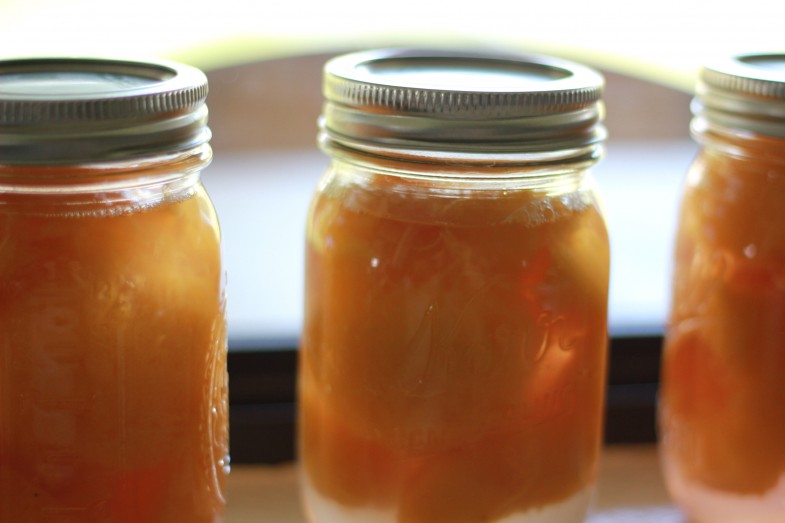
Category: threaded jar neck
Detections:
[
  {"x1": 693, "y1": 53, "x2": 785, "y2": 141},
  {"x1": 0, "y1": 57, "x2": 210, "y2": 165},
  {"x1": 320, "y1": 49, "x2": 606, "y2": 168}
]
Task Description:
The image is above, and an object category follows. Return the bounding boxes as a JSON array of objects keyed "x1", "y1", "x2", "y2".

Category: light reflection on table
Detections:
[{"x1": 226, "y1": 445, "x2": 689, "y2": 523}]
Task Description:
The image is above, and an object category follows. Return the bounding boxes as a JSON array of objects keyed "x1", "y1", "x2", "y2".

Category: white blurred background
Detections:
[{"x1": 1, "y1": 0, "x2": 783, "y2": 87}]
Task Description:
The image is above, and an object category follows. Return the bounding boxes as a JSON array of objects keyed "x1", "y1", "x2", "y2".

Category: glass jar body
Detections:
[
  {"x1": 660, "y1": 129, "x2": 785, "y2": 523},
  {"x1": 0, "y1": 145, "x2": 229, "y2": 522},
  {"x1": 300, "y1": 152, "x2": 610, "y2": 523}
]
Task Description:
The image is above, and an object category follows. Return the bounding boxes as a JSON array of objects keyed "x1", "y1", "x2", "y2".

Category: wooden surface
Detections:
[{"x1": 225, "y1": 445, "x2": 688, "y2": 522}]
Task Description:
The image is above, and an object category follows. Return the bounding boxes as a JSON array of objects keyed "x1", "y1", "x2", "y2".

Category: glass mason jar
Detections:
[
  {"x1": 660, "y1": 54, "x2": 785, "y2": 523},
  {"x1": 300, "y1": 49, "x2": 610, "y2": 523},
  {"x1": 0, "y1": 58, "x2": 229, "y2": 522}
]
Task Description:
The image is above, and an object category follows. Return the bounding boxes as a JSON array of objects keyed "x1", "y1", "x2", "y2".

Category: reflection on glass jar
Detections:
[
  {"x1": 300, "y1": 49, "x2": 610, "y2": 523},
  {"x1": 0, "y1": 58, "x2": 228, "y2": 522},
  {"x1": 660, "y1": 53, "x2": 785, "y2": 523}
]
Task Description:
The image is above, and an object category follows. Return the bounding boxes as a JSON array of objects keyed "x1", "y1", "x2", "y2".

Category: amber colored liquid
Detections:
[
  {"x1": 0, "y1": 167, "x2": 228, "y2": 522},
  {"x1": 300, "y1": 165, "x2": 609, "y2": 522},
  {"x1": 661, "y1": 138, "x2": 785, "y2": 497}
]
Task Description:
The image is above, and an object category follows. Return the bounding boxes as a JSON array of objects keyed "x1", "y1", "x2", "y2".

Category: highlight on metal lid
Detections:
[
  {"x1": 0, "y1": 57, "x2": 210, "y2": 164},
  {"x1": 320, "y1": 48, "x2": 606, "y2": 158},
  {"x1": 694, "y1": 52, "x2": 785, "y2": 138}
]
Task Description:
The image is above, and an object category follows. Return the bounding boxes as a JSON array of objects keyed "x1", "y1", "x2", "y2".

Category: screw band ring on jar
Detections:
[
  {"x1": 0, "y1": 57, "x2": 210, "y2": 164},
  {"x1": 694, "y1": 53, "x2": 785, "y2": 139},
  {"x1": 321, "y1": 48, "x2": 607, "y2": 160}
]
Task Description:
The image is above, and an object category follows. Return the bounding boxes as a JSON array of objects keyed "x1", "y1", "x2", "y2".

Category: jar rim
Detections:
[
  {"x1": 0, "y1": 57, "x2": 210, "y2": 164},
  {"x1": 321, "y1": 48, "x2": 606, "y2": 155},
  {"x1": 694, "y1": 52, "x2": 785, "y2": 139}
]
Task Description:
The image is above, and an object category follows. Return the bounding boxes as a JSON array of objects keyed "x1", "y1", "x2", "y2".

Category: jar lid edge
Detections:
[{"x1": 0, "y1": 56, "x2": 211, "y2": 163}]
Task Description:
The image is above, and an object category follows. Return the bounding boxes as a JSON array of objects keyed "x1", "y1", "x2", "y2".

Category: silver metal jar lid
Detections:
[
  {"x1": 321, "y1": 49, "x2": 606, "y2": 157},
  {"x1": 0, "y1": 57, "x2": 210, "y2": 164},
  {"x1": 694, "y1": 53, "x2": 785, "y2": 139}
]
